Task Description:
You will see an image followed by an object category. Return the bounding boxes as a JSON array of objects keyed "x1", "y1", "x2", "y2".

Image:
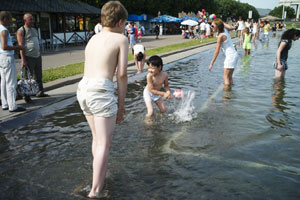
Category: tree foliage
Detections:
[
  {"x1": 76, "y1": 0, "x2": 259, "y2": 20},
  {"x1": 215, "y1": 0, "x2": 259, "y2": 20},
  {"x1": 269, "y1": 5, "x2": 295, "y2": 19}
]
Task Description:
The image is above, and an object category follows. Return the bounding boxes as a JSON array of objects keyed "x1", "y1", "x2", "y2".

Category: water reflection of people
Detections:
[
  {"x1": 272, "y1": 79, "x2": 286, "y2": 111},
  {"x1": 241, "y1": 55, "x2": 251, "y2": 77},
  {"x1": 266, "y1": 79, "x2": 288, "y2": 128}
]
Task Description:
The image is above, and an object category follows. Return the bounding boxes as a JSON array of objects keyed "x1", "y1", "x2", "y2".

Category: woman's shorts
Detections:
[
  {"x1": 77, "y1": 77, "x2": 117, "y2": 117},
  {"x1": 274, "y1": 60, "x2": 288, "y2": 70}
]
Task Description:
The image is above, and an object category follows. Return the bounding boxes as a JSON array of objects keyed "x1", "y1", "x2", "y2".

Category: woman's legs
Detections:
[
  {"x1": 275, "y1": 69, "x2": 285, "y2": 79},
  {"x1": 224, "y1": 68, "x2": 234, "y2": 90}
]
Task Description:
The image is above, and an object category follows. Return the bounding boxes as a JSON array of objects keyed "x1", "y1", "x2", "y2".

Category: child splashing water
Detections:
[
  {"x1": 144, "y1": 55, "x2": 171, "y2": 121},
  {"x1": 242, "y1": 27, "x2": 252, "y2": 55}
]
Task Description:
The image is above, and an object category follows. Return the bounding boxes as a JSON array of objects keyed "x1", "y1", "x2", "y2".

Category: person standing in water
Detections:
[
  {"x1": 144, "y1": 55, "x2": 171, "y2": 119},
  {"x1": 242, "y1": 27, "x2": 252, "y2": 55},
  {"x1": 274, "y1": 28, "x2": 300, "y2": 79},
  {"x1": 236, "y1": 16, "x2": 245, "y2": 46},
  {"x1": 76, "y1": 1, "x2": 128, "y2": 198},
  {"x1": 209, "y1": 18, "x2": 238, "y2": 91}
]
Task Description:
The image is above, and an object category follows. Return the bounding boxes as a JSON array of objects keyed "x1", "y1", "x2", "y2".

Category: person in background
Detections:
[
  {"x1": 140, "y1": 25, "x2": 145, "y2": 35},
  {"x1": 209, "y1": 18, "x2": 238, "y2": 91},
  {"x1": 274, "y1": 28, "x2": 300, "y2": 79},
  {"x1": 252, "y1": 20, "x2": 259, "y2": 42},
  {"x1": 133, "y1": 44, "x2": 146, "y2": 73},
  {"x1": 17, "y1": 13, "x2": 49, "y2": 98},
  {"x1": 0, "y1": 11, "x2": 26, "y2": 112},
  {"x1": 94, "y1": 19, "x2": 102, "y2": 34},
  {"x1": 236, "y1": 16, "x2": 245, "y2": 43},
  {"x1": 129, "y1": 22, "x2": 136, "y2": 49},
  {"x1": 154, "y1": 24, "x2": 159, "y2": 39},
  {"x1": 263, "y1": 21, "x2": 271, "y2": 40},
  {"x1": 242, "y1": 27, "x2": 252, "y2": 55},
  {"x1": 137, "y1": 28, "x2": 142, "y2": 42}
]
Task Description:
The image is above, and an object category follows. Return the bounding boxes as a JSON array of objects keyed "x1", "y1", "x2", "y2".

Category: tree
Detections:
[
  {"x1": 75, "y1": 0, "x2": 217, "y2": 16},
  {"x1": 269, "y1": 5, "x2": 295, "y2": 19},
  {"x1": 216, "y1": 0, "x2": 259, "y2": 21}
]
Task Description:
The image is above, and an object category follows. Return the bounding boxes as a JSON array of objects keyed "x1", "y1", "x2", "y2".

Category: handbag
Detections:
[{"x1": 17, "y1": 67, "x2": 40, "y2": 96}]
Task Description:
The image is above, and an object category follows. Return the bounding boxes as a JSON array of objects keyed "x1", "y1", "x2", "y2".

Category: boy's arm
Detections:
[
  {"x1": 163, "y1": 74, "x2": 171, "y2": 99},
  {"x1": 116, "y1": 37, "x2": 129, "y2": 123}
]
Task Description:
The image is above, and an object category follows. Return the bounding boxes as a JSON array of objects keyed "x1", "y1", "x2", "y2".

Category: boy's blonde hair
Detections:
[
  {"x1": 101, "y1": 1, "x2": 128, "y2": 28},
  {"x1": 212, "y1": 18, "x2": 224, "y2": 33}
]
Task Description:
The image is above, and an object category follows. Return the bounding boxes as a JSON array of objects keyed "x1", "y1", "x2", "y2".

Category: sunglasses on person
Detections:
[{"x1": 211, "y1": 24, "x2": 216, "y2": 28}]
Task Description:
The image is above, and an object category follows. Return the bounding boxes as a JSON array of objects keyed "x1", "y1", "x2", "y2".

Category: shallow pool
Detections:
[{"x1": 1, "y1": 33, "x2": 300, "y2": 199}]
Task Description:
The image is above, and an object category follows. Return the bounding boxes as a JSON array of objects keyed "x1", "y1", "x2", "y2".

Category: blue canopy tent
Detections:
[
  {"x1": 148, "y1": 15, "x2": 182, "y2": 23},
  {"x1": 148, "y1": 15, "x2": 182, "y2": 35},
  {"x1": 128, "y1": 14, "x2": 147, "y2": 21},
  {"x1": 180, "y1": 16, "x2": 200, "y2": 22}
]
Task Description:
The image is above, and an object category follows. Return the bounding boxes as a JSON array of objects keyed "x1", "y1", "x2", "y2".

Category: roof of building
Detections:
[{"x1": 0, "y1": 0, "x2": 101, "y2": 14}]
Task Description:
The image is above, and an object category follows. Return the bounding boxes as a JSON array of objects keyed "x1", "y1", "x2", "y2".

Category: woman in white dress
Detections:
[
  {"x1": 209, "y1": 18, "x2": 239, "y2": 91},
  {"x1": 236, "y1": 16, "x2": 245, "y2": 45}
]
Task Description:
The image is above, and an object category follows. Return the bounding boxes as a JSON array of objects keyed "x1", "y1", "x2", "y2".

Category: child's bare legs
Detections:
[
  {"x1": 137, "y1": 61, "x2": 144, "y2": 73},
  {"x1": 224, "y1": 68, "x2": 234, "y2": 91},
  {"x1": 244, "y1": 49, "x2": 247, "y2": 55},
  {"x1": 85, "y1": 115, "x2": 97, "y2": 157},
  {"x1": 247, "y1": 49, "x2": 251, "y2": 55},
  {"x1": 145, "y1": 100, "x2": 154, "y2": 117},
  {"x1": 275, "y1": 69, "x2": 285, "y2": 79},
  {"x1": 155, "y1": 98, "x2": 166, "y2": 113},
  {"x1": 86, "y1": 115, "x2": 116, "y2": 198}
]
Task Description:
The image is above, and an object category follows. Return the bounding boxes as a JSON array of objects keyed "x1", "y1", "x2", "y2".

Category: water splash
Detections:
[{"x1": 169, "y1": 90, "x2": 196, "y2": 123}]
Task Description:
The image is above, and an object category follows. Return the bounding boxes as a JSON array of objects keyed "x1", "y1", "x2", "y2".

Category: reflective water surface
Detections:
[{"x1": 1, "y1": 33, "x2": 300, "y2": 199}]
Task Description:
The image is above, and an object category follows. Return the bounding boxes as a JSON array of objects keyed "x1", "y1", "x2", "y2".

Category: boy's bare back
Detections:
[{"x1": 84, "y1": 30, "x2": 128, "y2": 81}]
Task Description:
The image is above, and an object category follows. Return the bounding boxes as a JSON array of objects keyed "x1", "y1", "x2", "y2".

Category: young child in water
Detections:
[
  {"x1": 144, "y1": 55, "x2": 171, "y2": 118},
  {"x1": 242, "y1": 27, "x2": 252, "y2": 55}
]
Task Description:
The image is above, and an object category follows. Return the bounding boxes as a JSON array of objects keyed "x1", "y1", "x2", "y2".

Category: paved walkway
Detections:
[
  {"x1": 1, "y1": 34, "x2": 217, "y2": 130},
  {"x1": 15, "y1": 35, "x2": 192, "y2": 72}
]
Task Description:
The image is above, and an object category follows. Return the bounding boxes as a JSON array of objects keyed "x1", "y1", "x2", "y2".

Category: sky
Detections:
[{"x1": 239, "y1": 0, "x2": 280, "y2": 9}]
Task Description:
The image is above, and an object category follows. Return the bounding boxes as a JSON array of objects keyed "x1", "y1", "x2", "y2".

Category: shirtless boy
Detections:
[
  {"x1": 76, "y1": 1, "x2": 128, "y2": 198},
  {"x1": 144, "y1": 55, "x2": 171, "y2": 118}
]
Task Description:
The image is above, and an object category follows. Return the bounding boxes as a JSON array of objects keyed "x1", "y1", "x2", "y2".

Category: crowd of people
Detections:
[{"x1": 180, "y1": 20, "x2": 213, "y2": 39}]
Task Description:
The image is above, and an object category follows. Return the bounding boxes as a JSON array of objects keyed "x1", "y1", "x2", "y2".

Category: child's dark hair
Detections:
[
  {"x1": 147, "y1": 55, "x2": 163, "y2": 70},
  {"x1": 137, "y1": 52, "x2": 144, "y2": 61},
  {"x1": 281, "y1": 28, "x2": 300, "y2": 40}
]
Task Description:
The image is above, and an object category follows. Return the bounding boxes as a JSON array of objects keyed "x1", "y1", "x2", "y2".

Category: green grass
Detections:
[{"x1": 42, "y1": 36, "x2": 218, "y2": 83}]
